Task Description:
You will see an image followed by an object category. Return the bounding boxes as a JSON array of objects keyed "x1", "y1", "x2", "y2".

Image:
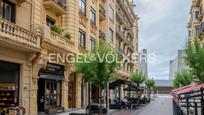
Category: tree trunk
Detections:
[
  {"x1": 99, "y1": 86, "x2": 103, "y2": 115},
  {"x1": 106, "y1": 82, "x2": 109, "y2": 114},
  {"x1": 88, "y1": 82, "x2": 91, "y2": 115}
]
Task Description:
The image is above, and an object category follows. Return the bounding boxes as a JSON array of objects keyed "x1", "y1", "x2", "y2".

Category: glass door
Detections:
[{"x1": 45, "y1": 80, "x2": 61, "y2": 109}]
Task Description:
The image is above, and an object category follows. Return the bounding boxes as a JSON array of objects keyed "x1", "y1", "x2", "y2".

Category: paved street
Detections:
[
  {"x1": 111, "y1": 97, "x2": 173, "y2": 115},
  {"x1": 58, "y1": 97, "x2": 173, "y2": 115},
  {"x1": 135, "y1": 97, "x2": 173, "y2": 115}
]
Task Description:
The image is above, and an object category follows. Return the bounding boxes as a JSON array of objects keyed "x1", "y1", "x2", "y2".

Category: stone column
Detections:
[
  {"x1": 61, "y1": 64, "x2": 74, "y2": 110},
  {"x1": 30, "y1": 52, "x2": 48, "y2": 115},
  {"x1": 75, "y1": 73, "x2": 82, "y2": 108}
]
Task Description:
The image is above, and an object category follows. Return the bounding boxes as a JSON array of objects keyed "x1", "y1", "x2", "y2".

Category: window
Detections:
[
  {"x1": 79, "y1": 30, "x2": 86, "y2": 48},
  {"x1": 109, "y1": 6, "x2": 114, "y2": 22},
  {"x1": 195, "y1": 11, "x2": 199, "y2": 20},
  {"x1": 109, "y1": 28, "x2": 113, "y2": 43},
  {"x1": 79, "y1": 0, "x2": 86, "y2": 15},
  {"x1": 196, "y1": 26, "x2": 200, "y2": 35},
  {"x1": 46, "y1": 16, "x2": 56, "y2": 27},
  {"x1": 90, "y1": 37, "x2": 95, "y2": 50},
  {"x1": 1, "y1": 0, "x2": 16, "y2": 23},
  {"x1": 90, "y1": 8, "x2": 96, "y2": 24}
]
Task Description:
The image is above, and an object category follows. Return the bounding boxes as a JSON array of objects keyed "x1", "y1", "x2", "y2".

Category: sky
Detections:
[{"x1": 134, "y1": 0, "x2": 192, "y2": 80}]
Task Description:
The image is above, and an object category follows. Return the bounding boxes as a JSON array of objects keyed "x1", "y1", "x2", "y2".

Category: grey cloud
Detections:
[{"x1": 135, "y1": 0, "x2": 191, "y2": 79}]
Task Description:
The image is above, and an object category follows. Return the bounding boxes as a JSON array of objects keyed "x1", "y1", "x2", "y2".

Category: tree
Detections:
[
  {"x1": 185, "y1": 38, "x2": 204, "y2": 83},
  {"x1": 173, "y1": 71, "x2": 192, "y2": 89},
  {"x1": 130, "y1": 72, "x2": 147, "y2": 87},
  {"x1": 75, "y1": 41, "x2": 120, "y2": 114},
  {"x1": 145, "y1": 79, "x2": 155, "y2": 97}
]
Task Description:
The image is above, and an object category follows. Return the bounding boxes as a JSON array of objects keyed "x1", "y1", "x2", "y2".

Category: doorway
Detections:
[{"x1": 68, "y1": 73, "x2": 76, "y2": 108}]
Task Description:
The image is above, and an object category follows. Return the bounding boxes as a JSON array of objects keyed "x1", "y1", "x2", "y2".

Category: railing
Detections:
[
  {"x1": 116, "y1": 26, "x2": 134, "y2": 50},
  {"x1": 50, "y1": 31, "x2": 74, "y2": 48},
  {"x1": 117, "y1": 0, "x2": 134, "y2": 25},
  {"x1": 99, "y1": 4, "x2": 106, "y2": 17},
  {"x1": 45, "y1": 0, "x2": 66, "y2": 10},
  {"x1": 0, "y1": 18, "x2": 41, "y2": 49},
  {"x1": 116, "y1": 26, "x2": 129, "y2": 44},
  {"x1": 116, "y1": 10, "x2": 129, "y2": 29}
]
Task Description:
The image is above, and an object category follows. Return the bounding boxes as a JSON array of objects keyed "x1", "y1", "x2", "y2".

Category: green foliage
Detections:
[
  {"x1": 74, "y1": 41, "x2": 121, "y2": 87},
  {"x1": 145, "y1": 79, "x2": 155, "y2": 89},
  {"x1": 64, "y1": 32, "x2": 71, "y2": 39},
  {"x1": 130, "y1": 72, "x2": 147, "y2": 87},
  {"x1": 185, "y1": 38, "x2": 204, "y2": 83},
  {"x1": 51, "y1": 25, "x2": 64, "y2": 34},
  {"x1": 173, "y1": 71, "x2": 192, "y2": 89}
]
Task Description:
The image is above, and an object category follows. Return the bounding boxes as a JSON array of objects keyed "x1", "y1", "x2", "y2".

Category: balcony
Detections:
[
  {"x1": 116, "y1": 26, "x2": 129, "y2": 44},
  {"x1": 42, "y1": 25, "x2": 77, "y2": 53},
  {"x1": 198, "y1": 13, "x2": 203, "y2": 21},
  {"x1": 116, "y1": 10, "x2": 129, "y2": 29},
  {"x1": 117, "y1": 0, "x2": 134, "y2": 25},
  {"x1": 99, "y1": 30, "x2": 106, "y2": 40},
  {"x1": 0, "y1": 18, "x2": 41, "y2": 52},
  {"x1": 99, "y1": 4, "x2": 106, "y2": 21},
  {"x1": 198, "y1": 22, "x2": 204, "y2": 37},
  {"x1": 117, "y1": 69, "x2": 129, "y2": 78},
  {"x1": 16, "y1": 0, "x2": 26, "y2": 5},
  {"x1": 116, "y1": 26, "x2": 134, "y2": 51},
  {"x1": 128, "y1": 44, "x2": 134, "y2": 51},
  {"x1": 79, "y1": 10, "x2": 88, "y2": 28},
  {"x1": 44, "y1": 0, "x2": 66, "y2": 15},
  {"x1": 101, "y1": 0, "x2": 106, "y2": 3},
  {"x1": 90, "y1": 21, "x2": 97, "y2": 35}
]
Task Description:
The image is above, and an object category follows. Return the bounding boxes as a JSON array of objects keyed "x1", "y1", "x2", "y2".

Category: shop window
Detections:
[
  {"x1": 79, "y1": 30, "x2": 86, "y2": 48},
  {"x1": 0, "y1": 61, "x2": 20, "y2": 109},
  {"x1": 1, "y1": 0, "x2": 16, "y2": 23}
]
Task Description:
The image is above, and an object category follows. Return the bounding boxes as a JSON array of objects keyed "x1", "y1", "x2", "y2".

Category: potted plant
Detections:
[{"x1": 50, "y1": 25, "x2": 64, "y2": 34}]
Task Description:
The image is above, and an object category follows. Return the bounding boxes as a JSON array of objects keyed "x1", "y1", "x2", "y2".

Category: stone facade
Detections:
[
  {"x1": 0, "y1": 0, "x2": 139, "y2": 114},
  {"x1": 188, "y1": 0, "x2": 204, "y2": 41}
]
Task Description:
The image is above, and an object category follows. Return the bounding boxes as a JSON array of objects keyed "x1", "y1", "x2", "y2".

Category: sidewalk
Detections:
[
  {"x1": 57, "y1": 109, "x2": 117, "y2": 115},
  {"x1": 57, "y1": 104, "x2": 148, "y2": 115}
]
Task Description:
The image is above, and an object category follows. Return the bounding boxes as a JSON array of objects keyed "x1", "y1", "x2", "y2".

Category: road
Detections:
[
  {"x1": 135, "y1": 97, "x2": 173, "y2": 115},
  {"x1": 112, "y1": 97, "x2": 173, "y2": 115}
]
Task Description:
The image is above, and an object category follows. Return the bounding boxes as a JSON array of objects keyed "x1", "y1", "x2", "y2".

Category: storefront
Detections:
[
  {"x1": 37, "y1": 63, "x2": 64, "y2": 114},
  {"x1": 0, "y1": 60, "x2": 20, "y2": 114}
]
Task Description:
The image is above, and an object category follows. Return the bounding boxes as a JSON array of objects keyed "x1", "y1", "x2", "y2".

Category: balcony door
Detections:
[{"x1": 0, "y1": 0, "x2": 16, "y2": 23}]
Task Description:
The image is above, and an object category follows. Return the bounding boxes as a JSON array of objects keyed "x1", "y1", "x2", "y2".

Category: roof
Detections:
[
  {"x1": 155, "y1": 80, "x2": 173, "y2": 87},
  {"x1": 172, "y1": 83, "x2": 204, "y2": 95}
]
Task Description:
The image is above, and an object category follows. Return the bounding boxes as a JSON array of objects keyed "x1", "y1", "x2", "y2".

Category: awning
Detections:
[
  {"x1": 172, "y1": 83, "x2": 204, "y2": 95},
  {"x1": 109, "y1": 79, "x2": 135, "y2": 89},
  {"x1": 39, "y1": 74, "x2": 64, "y2": 81},
  {"x1": 109, "y1": 79, "x2": 127, "y2": 89},
  {"x1": 124, "y1": 86, "x2": 139, "y2": 91},
  {"x1": 171, "y1": 84, "x2": 194, "y2": 93}
]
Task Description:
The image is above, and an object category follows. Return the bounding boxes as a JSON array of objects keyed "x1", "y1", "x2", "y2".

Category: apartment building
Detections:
[
  {"x1": 188, "y1": 0, "x2": 204, "y2": 40},
  {"x1": 0, "y1": 0, "x2": 139, "y2": 114}
]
